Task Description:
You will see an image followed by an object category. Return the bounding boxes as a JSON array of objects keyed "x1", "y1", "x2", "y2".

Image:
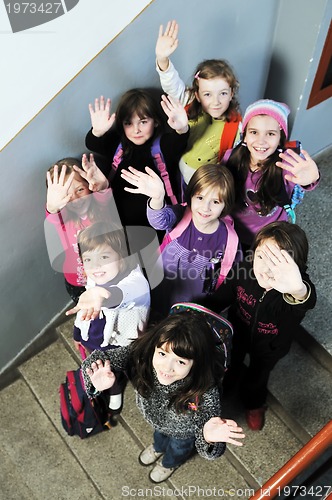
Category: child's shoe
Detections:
[
  {"x1": 245, "y1": 406, "x2": 267, "y2": 430},
  {"x1": 139, "y1": 445, "x2": 163, "y2": 466},
  {"x1": 149, "y1": 462, "x2": 177, "y2": 483}
]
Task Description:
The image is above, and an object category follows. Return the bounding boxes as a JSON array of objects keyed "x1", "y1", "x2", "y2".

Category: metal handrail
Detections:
[{"x1": 249, "y1": 420, "x2": 332, "y2": 499}]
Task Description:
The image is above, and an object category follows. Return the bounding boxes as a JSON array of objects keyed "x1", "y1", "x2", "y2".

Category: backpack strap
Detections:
[
  {"x1": 159, "y1": 206, "x2": 191, "y2": 252},
  {"x1": 216, "y1": 215, "x2": 239, "y2": 288},
  {"x1": 151, "y1": 136, "x2": 178, "y2": 205},
  {"x1": 111, "y1": 138, "x2": 178, "y2": 205},
  {"x1": 218, "y1": 113, "x2": 241, "y2": 162}
]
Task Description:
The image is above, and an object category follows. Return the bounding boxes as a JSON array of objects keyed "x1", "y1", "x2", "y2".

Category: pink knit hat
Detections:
[{"x1": 242, "y1": 99, "x2": 290, "y2": 138}]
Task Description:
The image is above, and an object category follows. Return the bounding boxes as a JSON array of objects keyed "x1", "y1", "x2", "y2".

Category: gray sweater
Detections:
[{"x1": 81, "y1": 346, "x2": 226, "y2": 460}]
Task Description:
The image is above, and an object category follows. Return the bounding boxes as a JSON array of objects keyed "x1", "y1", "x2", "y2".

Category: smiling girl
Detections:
[
  {"x1": 201, "y1": 221, "x2": 316, "y2": 430},
  {"x1": 72, "y1": 221, "x2": 150, "y2": 418},
  {"x1": 120, "y1": 163, "x2": 241, "y2": 317},
  {"x1": 223, "y1": 99, "x2": 320, "y2": 248},
  {"x1": 81, "y1": 311, "x2": 244, "y2": 483},
  {"x1": 85, "y1": 89, "x2": 189, "y2": 228},
  {"x1": 155, "y1": 20, "x2": 241, "y2": 189}
]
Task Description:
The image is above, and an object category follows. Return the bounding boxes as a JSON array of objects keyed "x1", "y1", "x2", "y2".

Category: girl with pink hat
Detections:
[{"x1": 222, "y1": 99, "x2": 320, "y2": 251}]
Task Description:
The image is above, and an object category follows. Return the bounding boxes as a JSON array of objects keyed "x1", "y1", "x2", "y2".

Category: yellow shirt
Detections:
[{"x1": 180, "y1": 114, "x2": 227, "y2": 184}]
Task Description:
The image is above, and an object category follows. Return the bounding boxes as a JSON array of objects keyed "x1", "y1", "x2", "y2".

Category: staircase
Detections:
[
  {"x1": 1, "y1": 312, "x2": 331, "y2": 500},
  {"x1": 1, "y1": 149, "x2": 332, "y2": 500}
]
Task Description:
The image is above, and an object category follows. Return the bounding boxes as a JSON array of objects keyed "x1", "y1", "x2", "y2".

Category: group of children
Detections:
[{"x1": 44, "y1": 19, "x2": 319, "y2": 484}]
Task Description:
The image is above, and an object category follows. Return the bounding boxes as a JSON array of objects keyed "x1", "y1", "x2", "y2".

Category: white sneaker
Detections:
[
  {"x1": 139, "y1": 445, "x2": 163, "y2": 466},
  {"x1": 149, "y1": 462, "x2": 177, "y2": 483}
]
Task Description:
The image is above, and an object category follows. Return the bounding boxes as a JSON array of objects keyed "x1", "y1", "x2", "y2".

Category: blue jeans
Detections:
[{"x1": 153, "y1": 430, "x2": 195, "y2": 469}]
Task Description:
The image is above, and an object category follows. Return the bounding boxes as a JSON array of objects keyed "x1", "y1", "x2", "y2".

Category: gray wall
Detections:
[
  {"x1": 264, "y1": 0, "x2": 331, "y2": 153},
  {"x1": 1, "y1": 0, "x2": 329, "y2": 373}
]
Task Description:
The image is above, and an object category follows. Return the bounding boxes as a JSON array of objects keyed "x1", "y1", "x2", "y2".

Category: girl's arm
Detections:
[
  {"x1": 160, "y1": 94, "x2": 189, "y2": 135},
  {"x1": 81, "y1": 347, "x2": 130, "y2": 397},
  {"x1": 46, "y1": 164, "x2": 75, "y2": 213},
  {"x1": 66, "y1": 286, "x2": 111, "y2": 321},
  {"x1": 75, "y1": 153, "x2": 109, "y2": 192},
  {"x1": 88, "y1": 96, "x2": 116, "y2": 138},
  {"x1": 120, "y1": 166, "x2": 165, "y2": 209},
  {"x1": 276, "y1": 149, "x2": 320, "y2": 189},
  {"x1": 155, "y1": 20, "x2": 179, "y2": 72},
  {"x1": 258, "y1": 243, "x2": 311, "y2": 300},
  {"x1": 155, "y1": 22, "x2": 188, "y2": 105},
  {"x1": 203, "y1": 417, "x2": 245, "y2": 446}
]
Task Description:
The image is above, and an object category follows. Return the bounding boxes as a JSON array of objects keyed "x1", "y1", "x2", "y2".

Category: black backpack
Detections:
[
  {"x1": 169, "y1": 302, "x2": 233, "y2": 369},
  {"x1": 59, "y1": 366, "x2": 111, "y2": 439}
]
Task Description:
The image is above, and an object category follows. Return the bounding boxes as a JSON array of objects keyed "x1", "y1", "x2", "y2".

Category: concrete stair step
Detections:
[
  {"x1": 268, "y1": 341, "x2": 332, "y2": 438},
  {"x1": 56, "y1": 318, "x2": 305, "y2": 488},
  {"x1": 0, "y1": 377, "x2": 100, "y2": 500}
]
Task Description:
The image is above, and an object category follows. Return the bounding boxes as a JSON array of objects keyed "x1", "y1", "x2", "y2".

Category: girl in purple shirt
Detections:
[
  {"x1": 222, "y1": 99, "x2": 320, "y2": 250},
  {"x1": 121, "y1": 163, "x2": 241, "y2": 317}
]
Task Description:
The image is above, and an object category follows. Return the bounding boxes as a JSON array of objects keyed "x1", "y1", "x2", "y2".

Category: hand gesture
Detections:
[
  {"x1": 155, "y1": 20, "x2": 179, "y2": 71},
  {"x1": 74, "y1": 153, "x2": 109, "y2": 192},
  {"x1": 88, "y1": 96, "x2": 116, "y2": 137},
  {"x1": 46, "y1": 164, "x2": 75, "y2": 213},
  {"x1": 276, "y1": 149, "x2": 319, "y2": 186},
  {"x1": 203, "y1": 417, "x2": 245, "y2": 446},
  {"x1": 161, "y1": 94, "x2": 188, "y2": 133},
  {"x1": 86, "y1": 359, "x2": 116, "y2": 391},
  {"x1": 66, "y1": 286, "x2": 110, "y2": 321},
  {"x1": 256, "y1": 243, "x2": 307, "y2": 298},
  {"x1": 120, "y1": 166, "x2": 165, "y2": 208}
]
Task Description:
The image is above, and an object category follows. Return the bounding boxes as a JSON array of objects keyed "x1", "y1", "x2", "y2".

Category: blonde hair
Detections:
[{"x1": 187, "y1": 59, "x2": 240, "y2": 121}]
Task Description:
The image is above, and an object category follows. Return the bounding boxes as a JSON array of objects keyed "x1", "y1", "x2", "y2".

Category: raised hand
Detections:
[
  {"x1": 160, "y1": 94, "x2": 188, "y2": 133},
  {"x1": 276, "y1": 149, "x2": 319, "y2": 186},
  {"x1": 155, "y1": 20, "x2": 179, "y2": 71},
  {"x1": 256, "y1": 243, "x2": 307, "y2": 298},
  {"x1": 88, "y1": 96, "x2": 116, "y2": 137},
  {"x1": 46, "y1": 164, "x2": 75, "y2": 213},
  {"x1": 66, "y1": 286, "x2": 111, "y2": 321},
  {"x1": 120, "y1": 166, "x2": 165, "y2": 208},
  {"x1": 86, "y1": 359, "x2": 116, "y2": 391},
  {"x1": 203, "y1": 417, "x2": 245, "y2": 446},
  {"x1": 74, "y1": 153, "x2": 109, "y2": 192}
]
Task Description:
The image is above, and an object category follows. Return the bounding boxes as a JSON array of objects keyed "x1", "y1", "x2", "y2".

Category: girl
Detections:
[
  {"x1": 45, "y1": 155, "x2": 119, "y2": 302},
  {"x1": 81, "y1": 311, "x2": 245, "y2": 483},
  {"x1": 73, "y1": 221, "x2": 150, "y2": 417},
  {"x1": 85, "y1": 89, "x2": 189, "y2": 228},
  {"x1": 121, "y1": 163, "x2": 241, "y2": 317},
  {"x1": 201, "y1": 221, "x2": 317, "y2": 431},
  {"x1": 223, "y1": 99, "x2": 320, "y2": 249},
  {"x1": 155, "y1": 20, "x2": 241, "y2": 187}
]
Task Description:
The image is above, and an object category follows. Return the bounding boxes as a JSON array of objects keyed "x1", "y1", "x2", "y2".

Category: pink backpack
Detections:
[{"x1": 160, "y1": 206, "x2": 239, "y2": 289}]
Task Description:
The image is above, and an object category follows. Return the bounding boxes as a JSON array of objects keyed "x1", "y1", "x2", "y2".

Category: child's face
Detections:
[
  {"x1": 82, "y1": 244, "x2": 122, "y2": 285},
  {"x1": 191, "y1": 186, "x2": 225, "y2": 231},
  {"x1": 195, "y1": 77, "x2": 233, "y2": 119},
  {"x1": 244, "y1": 115, "x2": 281, "y2": 165},
  {"x1": 123, "y1": 113, "x2": 155, "y2": 145},
  {"x1": 66, "y1": 173, "x2": 91, "y2": 217},
  {"x1": 253, "y1": 238, "x2": 278, "y2": 290},
  {"x1": 152, "y1": 343, "x2": 193, "y2": 385}
]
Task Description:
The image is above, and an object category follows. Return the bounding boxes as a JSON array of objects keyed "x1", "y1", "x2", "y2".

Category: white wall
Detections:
[{"x1": 0, "y1": 0, "x2": 151, "y2": 150}]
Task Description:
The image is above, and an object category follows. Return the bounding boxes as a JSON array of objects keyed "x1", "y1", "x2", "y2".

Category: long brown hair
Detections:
[
  {"x1": 128, "y1": 312, "x2": 225, "y2": 412},
  {"x1": 226, "y1": 129, "x2": 287, "y2": 215}
]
